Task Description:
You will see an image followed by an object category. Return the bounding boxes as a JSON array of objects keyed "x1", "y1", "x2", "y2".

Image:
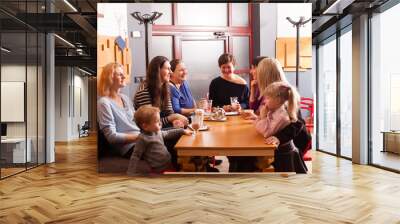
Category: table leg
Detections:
[
  {"x1": 178, "y1": 156, "x2": 209, "y2": 172},
  {"x1": 256, "y1": 156, "x2": 275, "y2": 172}
]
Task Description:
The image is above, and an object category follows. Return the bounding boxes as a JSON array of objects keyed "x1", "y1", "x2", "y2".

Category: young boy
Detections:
[{"x1": 127, "y1": 105, "x2": 192, "y2": 175}]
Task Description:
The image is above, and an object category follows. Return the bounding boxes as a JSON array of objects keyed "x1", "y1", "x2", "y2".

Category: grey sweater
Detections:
[
  {"x1": 97, "y1": 94, "x2": 141, "y2": 156},
  {"x1": 127, "y1": 128, "x2": 184, "y2": 175}
]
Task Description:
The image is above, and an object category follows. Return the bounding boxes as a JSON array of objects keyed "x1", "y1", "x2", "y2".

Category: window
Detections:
[
  {"x1": 0, "y1": 1, "x2": 46, "y2": 179},
  {"x1": 339, "y1": 27, "x2": 352, "y2": 158},
  {"x1": 317, "y1": 36, "x2": 337, "y2": 155},
  {"x1": 370, "y1": 3, "x2": 400, "y2": 171}
]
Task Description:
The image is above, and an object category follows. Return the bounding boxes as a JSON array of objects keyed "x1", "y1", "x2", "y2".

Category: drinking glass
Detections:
[
  {"x1": 206, "y1": 99, "x2": 213, "y2": 113},
  {"x1": 191, "y1": 115, "x2": 201, "y2": 135},
  {"x1": 230, "y1": 97, "x2": 239, "y2": 111},
  {"x1": 198, "y1": 98, "x2": 208, "y2": 111}
]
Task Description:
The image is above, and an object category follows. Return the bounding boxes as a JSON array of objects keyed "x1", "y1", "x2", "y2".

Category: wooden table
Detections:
[{"x1": 175, "y1": 115, "x2": 276, "y2": 171}]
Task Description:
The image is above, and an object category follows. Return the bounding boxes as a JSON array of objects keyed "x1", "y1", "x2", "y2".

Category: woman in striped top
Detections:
[{"x1": 134, "y1": 56, "x2": 188, "y2": 128}]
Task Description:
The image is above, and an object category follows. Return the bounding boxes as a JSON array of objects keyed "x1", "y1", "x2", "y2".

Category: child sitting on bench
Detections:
[{"x1": 127, "y1": 105, "x2": 192, "y2": 175}]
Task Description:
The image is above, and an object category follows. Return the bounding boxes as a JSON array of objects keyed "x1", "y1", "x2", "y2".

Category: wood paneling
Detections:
[
  {"x1": 276, "y1": 37, "x2": 312, "y2": 71},
  {"x1": 97, "y1": 36, "x2": 132, "y2": 82}
]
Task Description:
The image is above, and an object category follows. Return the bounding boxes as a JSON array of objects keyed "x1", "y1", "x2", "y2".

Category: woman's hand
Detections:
[
  {"x1": 224, "y1": 104, "x2": 241, "y2": 112},
  {"x1": 242, "y1": 111, "x2": 258, "y2": 120},
  {"x1": 169, "y1": 113, "x2": 189, "y2": 127},
  {"x1": 265, "y1": 136, "x2": 280, "y2": 146},
  {"x1": 259, "y1": 105, "x2": 268, "y2": 118},
  {"x1": 126, "y1": 133, "x2": 140, "y2": 143},
  {"x1": 231, "y1": 103, "x2": 241, "y2": 112},
  {"x1": 223, "y1": 105, "x2": 232, "y2": 112},
  {"x1": 250, "y1": 79, "x2": 258, "y2": 88},
  {"x1": 172, "y1": 119, "x2": 185, "y2": 128}
]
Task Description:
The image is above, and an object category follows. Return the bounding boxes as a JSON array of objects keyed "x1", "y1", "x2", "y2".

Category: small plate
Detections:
[
  {"x1": 189, "y1": 124, "x2": 209, "y2": 131},
  {"x1": 204, "y1": 112, "x2": 212, "y2": 116},
  {"x1": 204, "y1": 116, "x2": 227, "y2": 122},
  {"x1": 225, "y1": 111, "x2": 239, "y2": 116}
]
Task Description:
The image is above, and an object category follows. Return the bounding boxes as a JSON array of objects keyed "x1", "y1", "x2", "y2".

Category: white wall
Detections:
[
  {"x1": 124, "y1": 3, "x2": 152, "y2": 99},
  {"x1": 72, "y1": 74, "x2": 89, "y2": 138},
  {"x1": 1, "y1": 65, "x2": 26, "y2": 139},
  {"x1": 276, "y1": 3, "x2": 312, "y2": 38},
  {"x1": 260, "y1": 4, "x2": 277, "y2": 58},
  {"x1": 1, "y1": 65, "x2": 37, "y2": 137},
  {"x1": 54, "y1": 67, "x2": 89, "y2": 141},
  {"x1": 1, "y1": 64, "x2": 46, "y2": 163},
  {"x1": 258, "y1": 3, "x2": 314, "y2": 98},
  {"x1": 97, "y1": 3, "x2": 128, "y2": 37},
  {"x1": 55, "y1": 67, "x2": 70, "y2": 141}
]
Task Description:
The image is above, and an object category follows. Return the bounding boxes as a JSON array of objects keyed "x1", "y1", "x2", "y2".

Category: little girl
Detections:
[{"x1": 254, "y1": 82, "x2": 307, "y2": 173}]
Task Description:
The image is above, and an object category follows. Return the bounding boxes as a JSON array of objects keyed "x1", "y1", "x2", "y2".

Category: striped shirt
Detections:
[{"x1": 134, "y1": 82, "x2": 174, "y2": 127}]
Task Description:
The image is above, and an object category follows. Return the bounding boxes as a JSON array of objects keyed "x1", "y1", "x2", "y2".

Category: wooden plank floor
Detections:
[{"x1": 1, "y1": 135, "x2": 400, "y2": 223}]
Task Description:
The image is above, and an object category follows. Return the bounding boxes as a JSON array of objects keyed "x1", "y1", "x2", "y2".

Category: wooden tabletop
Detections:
[{"x1": 175, "y1": 115, "x2": 276, "y2": 156}]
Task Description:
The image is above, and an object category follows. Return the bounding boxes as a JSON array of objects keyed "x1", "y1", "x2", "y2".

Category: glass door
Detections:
[
  {"x1": 0, "y1": 0, "x2": 47, "y2": 179},
  {"x1": 370, "y1": 3, "x2": 400, "y2": 171},
  {"x1": 180, "y1": 38, "x2": 226, "y2": 100},
  {"x1": 1, "y1": 31, "x2": 28, "y2": 177},
  {"x1": 317, "y1": 36, "x2": 337, "y2": 155}
]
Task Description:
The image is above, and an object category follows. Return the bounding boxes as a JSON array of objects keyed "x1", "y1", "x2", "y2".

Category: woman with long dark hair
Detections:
[
  {"x1": 134, "y1": 56, "x2": 188, "y2": 128},
  {"x1": 133, "y1": 56, "x2": 189, "y2": 170}
]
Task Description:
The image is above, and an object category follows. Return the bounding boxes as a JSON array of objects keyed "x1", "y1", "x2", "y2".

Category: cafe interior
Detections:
[{"x1": 1, "y1": 1, "x2": 400, "y2": 222}]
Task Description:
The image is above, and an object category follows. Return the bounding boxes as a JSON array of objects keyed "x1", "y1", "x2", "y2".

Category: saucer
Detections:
[
  {"x1": 204, "y1": 116, "x2": 227, "y2": 122},
  {"x1": 225, "y1": 111, "x2": 239, "y2": 116},
  {"x1": 189, "y1": 124, "x2": 209, "y2": 131}
]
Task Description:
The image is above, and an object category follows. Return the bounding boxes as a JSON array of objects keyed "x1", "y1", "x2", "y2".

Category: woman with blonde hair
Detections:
[
  {"x1": 244, "y1": 58, "x2": 289, "y2": 120},
  {"x1": 244, "y1": 58, "x2": 310, "y2": 173},
  {"x1": 256, "y1": 58, "x2": 288, "y2": 95},
  {"x1": 97, "y1": 62, "x2": 141, "y2": 158}
]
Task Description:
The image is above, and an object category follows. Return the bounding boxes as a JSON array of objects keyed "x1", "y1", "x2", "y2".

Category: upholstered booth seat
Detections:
[{"x1": 97, "y1": 127, "x2": 130, "y2": 173}]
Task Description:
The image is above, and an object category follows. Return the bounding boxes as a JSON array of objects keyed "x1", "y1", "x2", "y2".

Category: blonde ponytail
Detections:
[
  {"x1": 264, "y1": 81, "x2": 300, "y2": 122},
  {"x1": 286, "y1": 86, "x2": 300, "y2": 122}
]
